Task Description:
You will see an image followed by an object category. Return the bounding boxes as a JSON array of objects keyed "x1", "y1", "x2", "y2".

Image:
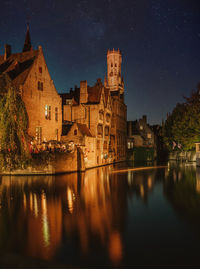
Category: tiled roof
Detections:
[
  {"x1": 87, "y1": 85, "x2": 102, "y2": 104},
  {"x1": 77, "y1": 123, "x2": 93, "y2": 137},
  {"x1": 0, "y1": 50, "x2": 38, "y2": 87}
]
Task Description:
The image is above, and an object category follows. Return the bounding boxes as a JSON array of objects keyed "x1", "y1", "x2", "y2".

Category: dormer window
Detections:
[{"x1": 39, "y1": 66, "x2": 42, "y2": 73}]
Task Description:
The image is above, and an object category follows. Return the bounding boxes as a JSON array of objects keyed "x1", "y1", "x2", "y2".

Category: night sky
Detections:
[{"x1": 1, "y1": 0, "x2": 200, "y2": 124}]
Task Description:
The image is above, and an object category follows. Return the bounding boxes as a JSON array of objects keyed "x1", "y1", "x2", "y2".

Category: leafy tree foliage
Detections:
[
  {"x1": 0, "y1": 74, "x2": 31, "y2": 170},
  {"x1": 164, "y1": 84, "x2": 200, "y2": 151}
]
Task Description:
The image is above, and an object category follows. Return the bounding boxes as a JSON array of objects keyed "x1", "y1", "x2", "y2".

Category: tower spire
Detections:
[{"x1": 23, "y1": 23, "x2": 32, "y2": 52}]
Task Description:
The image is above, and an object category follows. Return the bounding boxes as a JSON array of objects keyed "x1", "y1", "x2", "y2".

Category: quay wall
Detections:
[{"x1": 169, "y1": 151, "x2": 196, "y2": 162}]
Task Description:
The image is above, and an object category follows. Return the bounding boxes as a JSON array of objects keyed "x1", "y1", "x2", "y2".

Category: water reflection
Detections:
[
  {"x1": 164, "y1": 162, "x2": 200, "y2": 231},
  {"x1": 1, "y1": 163, "x2": 200, "y2": 267}
]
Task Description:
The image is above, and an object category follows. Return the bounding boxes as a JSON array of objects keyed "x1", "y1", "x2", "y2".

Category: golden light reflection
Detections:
[
  {"x1": 112, "y1": 165, "x2": 167, "y2": 174},
  {"x1": 41, "y1": 192, "x2": 50, "y2": 246},
  {"x1": 23, "y1": 193, "x2": 27, "y2": 210},
  {"x1": 140, "y1": 184, "x2": 144, "y2": 198},
  {"x1": 147, "y1": 176, "x2": 152, "y2": 189},
  {"x1": 67, "y1": 187, "x2": 74, "y2": 213},
  {"x1": 30, "y1": 192, "x2": 33, "y2": 211},
  {"x1": 108, "y1": 232, "x2": 122, "y2": 265},
  {"x1": 34, "y1": 193, "x2": 38, "y2": 217}
]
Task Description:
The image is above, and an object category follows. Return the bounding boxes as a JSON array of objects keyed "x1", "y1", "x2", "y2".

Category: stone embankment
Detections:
[
  {"x1": 169, "y1": 151, "x2": 196, "y2": 162},
  {"x1": 0, "y1": 148, "x2": 85, "y2": 175}
]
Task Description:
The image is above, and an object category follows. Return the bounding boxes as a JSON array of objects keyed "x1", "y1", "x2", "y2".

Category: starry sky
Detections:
[{"x1": 1, "y1": 0, "x2": 200, "y2": 124}]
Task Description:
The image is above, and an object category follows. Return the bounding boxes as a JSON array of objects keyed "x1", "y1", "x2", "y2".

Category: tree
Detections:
[
  {"x1": 164, "y1": 84, "x2": 200, "y2": 151},
  {"x1": 0, "y1": 73, "x2": 31, "y2": 170}
]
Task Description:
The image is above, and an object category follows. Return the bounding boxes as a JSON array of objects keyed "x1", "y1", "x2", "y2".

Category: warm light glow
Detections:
[
  {"x1": 23, "y1": 193, "x2": 27, "y2": 210},
  {"x1": 30, "y1": 192, "x2": 33, "y2": 211},
  {"x1": 108, "y1": 232, "x2": 123, "y2": 265},
  {"x1": 111, "y1": 166, "x2": 167, "y2": 174},
  {"x1": 41, "y1": 192, "x2": 50, "y2": 246},
  {"x1": 34, "y1": 193, "x2": 38, "y2": 217},
  {"x1": 147, "y1": 176, "x2": 152, "y2": 189},
  {"x1": 67, "y1": 187, "x2": 74, "y2": 213},
  {"x1": 140, "y1": 184, "x2": 144, "y2": 198}
]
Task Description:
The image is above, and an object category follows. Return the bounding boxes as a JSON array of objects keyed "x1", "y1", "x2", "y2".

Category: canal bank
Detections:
[{"x1": 0, "y1": 147, "x2": 126, "y2": 175}]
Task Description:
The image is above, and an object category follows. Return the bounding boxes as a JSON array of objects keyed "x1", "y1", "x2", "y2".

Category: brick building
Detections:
[
  {"x1": 61, "y1": 49, "x2": 127, "y2": 167},
  {"x1": 0, "y1": 26, "x2": 62, "y2": 143}
]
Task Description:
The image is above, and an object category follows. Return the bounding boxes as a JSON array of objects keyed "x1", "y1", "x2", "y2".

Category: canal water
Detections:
[{"x1": 0, "y1": 162, "x2": 200, "y2": 268}]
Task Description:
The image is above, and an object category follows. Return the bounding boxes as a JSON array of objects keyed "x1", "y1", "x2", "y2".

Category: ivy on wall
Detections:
[{"x1": 0, "y1": 73, "x2": 31, "y2": 170}]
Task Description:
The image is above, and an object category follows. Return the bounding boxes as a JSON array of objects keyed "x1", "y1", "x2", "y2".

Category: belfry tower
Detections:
[{"x1": 105, "y1": 48, "x2": 124, "y2": 94}]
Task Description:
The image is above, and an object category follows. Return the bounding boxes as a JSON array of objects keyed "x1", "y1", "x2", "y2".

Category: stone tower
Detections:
[{"x1": 106, "y1": 49, "x2": 124, "y2": 94}]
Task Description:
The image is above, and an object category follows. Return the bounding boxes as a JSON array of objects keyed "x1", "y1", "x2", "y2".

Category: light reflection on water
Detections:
[{"x1": 0, "y1": 162, "x2": 200, "y2": 267}]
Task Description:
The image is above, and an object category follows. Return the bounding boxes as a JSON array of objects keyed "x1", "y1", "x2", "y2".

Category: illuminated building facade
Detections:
[
  {"x1": 0, "y1": 26, "x2": 62, "y2": 142},
  {"x1": 61, "y1": 49, "x2": 127, "y2": 167}
]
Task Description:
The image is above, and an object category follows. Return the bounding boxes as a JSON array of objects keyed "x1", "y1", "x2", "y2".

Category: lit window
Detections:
[
  {"x1": 128, "y1": 142, "x2": 131, "y2": 149},
  {"x1": 45, "y1": 105, "x2": 51, "y2": 120},
  {"x1": 140, "y1": 125, "x2": 143, "y2": 130},
  {"x1": 147, "y1": 133, "x2": 151, "y2": 139},
  {"x1": 55, "y1": 107, "x2": 58, "y2": 121}
]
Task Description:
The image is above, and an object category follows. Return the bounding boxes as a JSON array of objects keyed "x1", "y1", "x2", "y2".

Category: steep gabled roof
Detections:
[
  {"x1": 77, "y1": 123, "x2": 93, "y2": 137},
  {"x1": 0, "y1": 50, "x2": 38, "y2": 87},
  {"x1": 104, "y1": 88, "x2": 110, "y2": 106},
  {"x1": 87, "y1": 85, "x2": 102, "y2": 104}
]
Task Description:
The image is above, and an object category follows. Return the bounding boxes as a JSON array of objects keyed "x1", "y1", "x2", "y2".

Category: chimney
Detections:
[
  {"x1": 80, "y1": 81, "x2": 88, "y2": 104},
  {"x1": 128, "y1": 121, "x2": 132, "y2": 137},
  {"x1": 4, "y1": 44, "x2": 11, "y2": 60},
  {"x1": 142, "y1": 115, "x2": 147, "y2": 124}
]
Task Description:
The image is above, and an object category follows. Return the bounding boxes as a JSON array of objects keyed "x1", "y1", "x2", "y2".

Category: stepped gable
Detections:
[{"x1": 0, "y1": 50, "x2": 38, "y2": 87}]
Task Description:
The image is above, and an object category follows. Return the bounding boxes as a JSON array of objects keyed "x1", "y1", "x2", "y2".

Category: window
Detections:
[
  {"x1": 45, "y1": 105, "x2": 51, "y2": 120},
  {"x1": 147, "y1": 133, "x2": 151, "y2": 139},
  {"x1": 36, "y1": 127, "x2": 42, "y2": 144},
  {"x1": 128, "y1": 142, "x2": 131, "y2": 149},
  {"x1": 105, "y1": 126, "x2": 109, "y2": 136},
  {"x1": 99, "y1": 110, "x2": 104, "y2": 121},
  {"x1": 74, "y1": 129, "x2": 77, "y2": 135},
  {"x1": 115, "y1": 63, "x2": 117, "y2": 67},
  {"x1": 106, "y1": 113, "x2": 110, "y2": 122},
  {"x1": 39, "y1": 66, "x2": 42, "y2": 73},
  {"x1": 140, "y1": 125, "x2": 143, "y2": 130},
  {"x1": 38, "y1": 81, "x2": 43, "y2": 91},
  {"x1": 55, "y1": 107, "x2": 58, "y2": 121},
  {"x1": 97, "y1": 124, "x2": 103, "y2": 136}
]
